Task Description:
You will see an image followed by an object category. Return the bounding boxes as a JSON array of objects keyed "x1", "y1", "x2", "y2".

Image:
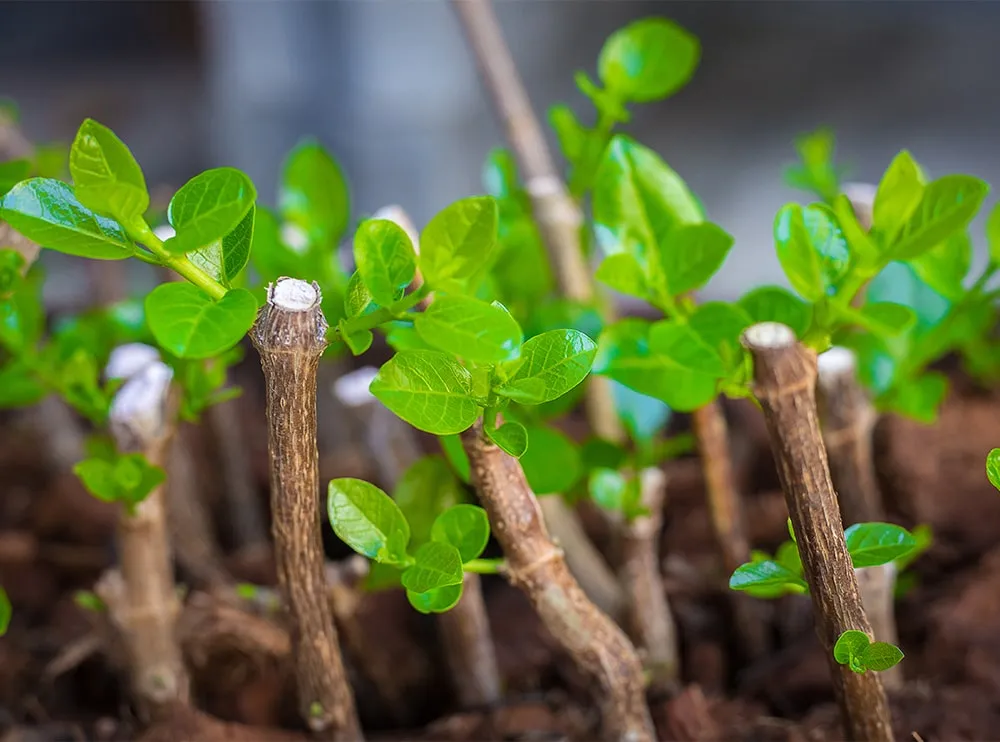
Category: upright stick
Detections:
[
  {"x1": 742, "y1": 323, "x2": 893, "y2": 742},
  {"x1": 251, "y1": 278, "x2": 361, "y2": 740},
  {"x1": 461, "y1": 423, "x2": 655, "y2": 742},
  {"x1": 817, "y1": 346, "x2": 901, "y2": 689}
]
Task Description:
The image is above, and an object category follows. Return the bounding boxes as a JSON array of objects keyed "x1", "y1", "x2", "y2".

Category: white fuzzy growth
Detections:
[
  {"x1": 270, "y1": 278, "x2": 318, "y2": 311},
  {"x1": 743, "y1": 322, "x2": 796, "y2": 349},
  {"x1": 110, "y1": 361, "x2": 174, "y2": 449},
  {"x1": 106, "y1": 343, "x2": 161, "y2": 381},
  {"x1": 817, "y1": 346, "x2": 858, "y2": 382},
  {"x1": 333, "y1": 366, "x2": 379, "y2": 408}
]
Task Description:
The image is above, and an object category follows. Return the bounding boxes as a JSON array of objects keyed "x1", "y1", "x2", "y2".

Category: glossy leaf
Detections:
[
  {"x1": 370, "y1": 349, "x2": 481, "y2": 435},
  {"x1": 0, "y1": 178, "x2": 134, "y2": 259},
  {"x1": 497, "y1": 329, "x2": 596, "y2": 404},
  {"x1": 844, "y1": 522, "x2": 917, "y2": 568},
  {"x1": 280, "y1": 140, "x2": 350, "y2": 247},
  {"x1": 887, "y1": 175, "x2": 988, "y2": 260},
  {"x1": 738, "y1": 286, "x2": 812, "y2": 339},
  {"x1": 419, "y1": 196, "x2": 497, "y2": 289},
  {"x1": 431, "y1": 504, "x2": 490, "y2": 563},
  {"x1": 833, "y1": 630, "x2": 870, "y2": 666},
  {"x1": 327, "y1": 478, "x2": 410, "y2": 565},
  {"x1": 354, "y1": 218, "x2": 416, "y2": 306},
  {"x1": 519, "y1": 424, "x2": 582, "y2": 495},
  {"x1": 394, "y1": 455, "x2": 466, "y2": 545},
  {"x1": 987, "y1": 448, "x2": 1000, "y2": 492},
  {"x1": 861, "y1": 642, "x2": 904, "y2": 672},
  {"x1": 486, "y1": 419, "x2": 528, "y2": 458},
  {"x1": 595, "y1": 253, "x2": 648, "y2": 299},
  {"x1": 189, "y1": 205, "x2": 255, "y2": 286},
  {"x1": 660, "y1": 221, "x2": 734, "y2": 296},
  {"x1": 873, "y1": 150, "x2": 924, "y2": 241},
  {"x1": 165, "y1": 167, "x2": 257, "y2": 254},
  {"x1": 729, "y1": 558, "x2": 808, "y2": 593},
  {"x1": 648, "y1": 320, "x2": 726, "y2": 376},
  {"x1": 598, "y1": 17, "x2": 699, "y2": 102},
  {"x1": 407, "y1": 583, "x2": 463, "y2": 614},
  {"x1": 401, "y1": 541, "x2": 464, "y2": 593},
  {"x1": 145, "y1": 283, "x2": 257, "y2": 359},
  {"x1": 415, "y1": 295, "x2": 523, "y2": 363},
  {"x1": 69, "y1": 118, "x2": 149, "y2": 222}
]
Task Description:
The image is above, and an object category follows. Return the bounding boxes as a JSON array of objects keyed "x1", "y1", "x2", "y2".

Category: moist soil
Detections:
[{"x1": 3, "y1": 367, "x2": 1000, "y2": 742}]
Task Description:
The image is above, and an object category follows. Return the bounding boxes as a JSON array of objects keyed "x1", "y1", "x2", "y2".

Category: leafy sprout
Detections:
[{"x1": 833, "y1": 630, "x2": 904, "y2": 675}]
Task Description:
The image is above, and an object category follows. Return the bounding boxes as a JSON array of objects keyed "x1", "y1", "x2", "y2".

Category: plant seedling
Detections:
[{"x1": 834, "y1": 630, "x2": 904, "y2": 675}]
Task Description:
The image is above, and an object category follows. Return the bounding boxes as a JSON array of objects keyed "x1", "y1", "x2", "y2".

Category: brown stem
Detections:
[
  {"x1": 690, "y1": 401, "x2": 768, "y2": 660},
  {"x1": 437, "y1": 573, "x2": 502, "y2": 707},
  {"x1": 742, "y1": 322, "x2": 893, "y2": 742},
  {"x1": 619, "y1": 467, "x2": 680, "y2": 693},
  {"x1": 250, "y1": 278, "x2": 361, "y2": 740},
  {"x1": 460, "y1": 422, "x2": 654, "y2": 742},
  {"x1": 102, "y1": 358, "x2": 189, "y2": 720},
  {"x1": 817, "y1": 346, "x2": 901, "y2": 689}
]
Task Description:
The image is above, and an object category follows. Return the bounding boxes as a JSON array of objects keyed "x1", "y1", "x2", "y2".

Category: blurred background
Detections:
[{"x1": 3, "y1": 0, "x2": 999, "y2": 305}]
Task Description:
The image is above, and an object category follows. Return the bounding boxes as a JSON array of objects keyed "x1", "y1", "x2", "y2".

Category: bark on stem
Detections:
[
  {"x1": 250, "y1": 278, "x2": 361, "y2": 740},
  {"x1": 460, "y1": 423, "x2": 655, "y2": 742},
  {"x1": 691, "y1": 401, "x2": 767, "y2": 660},
  {"x1": 451, "y1": 0, "x2": 626, "y2": 615},
  {"x1": 817, "y1": 346, "x2": 901, "y2": 690},
  {"x1": 742, "y1": 323, "x2": 893, "y2": 742},
  {"x1": 619, "y1": 467, "x2": 679, "y2": 693},
  {"x1": 103, "y1": 354, "x2": 189, "y2": 720}
]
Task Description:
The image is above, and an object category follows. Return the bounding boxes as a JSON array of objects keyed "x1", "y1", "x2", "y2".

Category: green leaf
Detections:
[
  {"x1": 595, "y1": 253, "x2": 648, "y2": 300},
  {"x1": 145, "y1": 283, "x2": 257, "y2": 360},
  {"x1": 861, "y1": 641, "x2": 904, "y2": 672},
  {"x1": 648, "y1": 320, "x2": 726, "y2": 376},
  {"x1": 415, "y1": 295, "x2": 523, "y2": 363},
  {"x1": 0, "y1": 361, "x2": 46, "y2": 408},
  {"x1": 873, "y1": 150, "x2": 924, "y2": 242},
  {"x1": 0, "y1": 586, "x2": 9, "y2": 636},
  {"x1": 419, "y1": 196, "x2": 497, "y2": 290},
  {"x1": 338, "y1": 321, "x2": 373, "y2": 356},
  {"x1": 327, "y1": 478, "x2": 410, "y2": 565},
  {"x1": 69, "y1": 118, "x2": 149, "y2": 222},
  {"x1": 987, "y1": 203, "x2": 1000, "y2": 265},
  {"x1": 486, "y1": 419, "x2": 528, "y2": 458},
  {"x1": 439, "y1": 434, "x2": 472, "y2": 484},
  {"x1": 729, "y1": 559, "x2": 808, "y2": 593},
  {"x1": 370, "y1": 349, "x2": 482, "y2": 435},
  {"x1": 0, "y1": 178, "x2": 134, "y2": 259},
  {"x1": 593, "y1": 318, "x2": 717, "y2": 411},
  {"x1": 774, "y1": 203, "x2": 847, "y2": 300},
  {"x1": 833, "y1": 194, "x2": 879, "y2": 271},
  {"x1": 353, "y1": 218, "x2": 416, "y2": 306},
  {"x1": 660, "y1": 221, "x2": 734, "y2": 296},
  {"x1": 688, "y1": 301, "x2": 753, "y2": 372},
  {"x1": 548, "y1": 104, "x2": 589, "y2": 166},
  {"x1": 833, "y1": 630, "x2": 870, "y2": 666},
  {"x1": 395, "y1": 455, "x2": 466, "y2": 545},
  {"x1": 784, "y1": 128, "x2": 840, "y2": 202},
  {"x1": 907, "y1": 230, "x2": 972, "y2": 301},
  {"x1": 73, "y1": 453, "x2": 165, "y2": 508},
  {"x1": 431, "y1": 504, "x2": 490, "y2": 563},
  {"x1": 497, "y1": 329, "x2": 596, "y2": 404},
  {"x1": 519, "y1": 424, "x2": 582, "y2": 495},
  {"x1": 738, "y1": 286, "x2": 812, "y2": 338},
  {"x1": 401, "y1": 541, "x2": 464, "y2": 593},
  {"x1": 987, "y1": 449, "x2": 1000, "y2": 492},
  {"x1": 407, "y1": 583, "x2": 463, "y2": 614},
  {"x1": 844, "y1": 522, "x2": 917, "y2": 568},
  {"x1": 165, "y1": 167, "x2": 257, "y2": 254},
  {"x1": 887, "y1": 175, "x2": 989, "y2": 260},
  {"x1": 188, "y1": 205, "x2": 255, "y2": 287},
  {"x1": 588, "y1": 468, "x2": 628, "y2": 512},
  {"x1": 345, "y1": 271, "x2": 374, "y2": 318},
  {"x1": 598, "y1": 17, "x2": 699, "y2": 103},
  {"x1": 280, "y1": 140, "x2": 350, "y2": 247},
  {"x1": 0, "y1": 159, "x2": 30, "y2": 197},
  {"x1": 854, "y1": 302, "x2": 917, "y2": 338}
]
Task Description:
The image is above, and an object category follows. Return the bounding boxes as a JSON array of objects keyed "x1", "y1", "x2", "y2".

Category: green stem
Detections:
[
  {"x1": 463, "y1": 558, "x2": 505, "y2": 575},
  {"x1": 126, "y1": 220, "x2": 227, "y2": 301},
  {"x1": 338, "y1": 285, "x2": 431, "y2": 336}
]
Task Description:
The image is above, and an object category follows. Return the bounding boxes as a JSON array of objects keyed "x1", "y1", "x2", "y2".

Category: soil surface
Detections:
[{"x1": 2, "y1": 367, "x2": 1000, "y2": 741}]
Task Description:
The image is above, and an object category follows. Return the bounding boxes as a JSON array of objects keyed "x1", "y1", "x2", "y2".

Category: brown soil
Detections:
[{"x1": 2, "y1": 375, "x2": 1000, "y2": 741}]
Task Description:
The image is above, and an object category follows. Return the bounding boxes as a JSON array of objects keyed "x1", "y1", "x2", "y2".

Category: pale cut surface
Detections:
[
  {"x1": 271, "y1": 278, "x2": 317, "y2": 311},
  {"x1": 743, "y1": 321, "x2": 796, "y2": 349}
]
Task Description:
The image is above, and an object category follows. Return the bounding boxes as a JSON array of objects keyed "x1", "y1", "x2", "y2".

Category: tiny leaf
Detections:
[
  {"x1": 844, "y1": 522, "x2": 917, "y2": 568},
  {"x1": 485, "y1": 419, "x2": 528, "y2": 458},
  {"x1": 165, "y1": 167, "x2": 257, "y2": 254},
  {"x1": 588, "y1": 468, "x2": 628, "y2": 512},
  {"x1": 401, "y1": 541, "x2": 464, "y2": 593},
  {"x1": 738, "y1": 286, "x2": 812, "y2": 339},
  {"x1": 598, "y1": 17, "x2": 700, "y2": 103},
  {"x1": 497, "y1": 329, "x2": 596, "y2": 404},
  {"x1": 861, "y1": 641, "x2": 905, "y2": 672},
  {"x1": 431, "y1": 504, "x2": 490, "y2": 563},
  {"x1": 419, "y1": 196, "x2": 497, "y2": 290},
  {"x1": 988, "y1": 448, "x2": 1000, "y2": 492},
  {"x1": 280, "y1": 140, "x2": 350, "y2": 247},
  {"x1": 729, "y1": 559, "x2": 808, "y2": 593},
  {"x1": 833, "y1": 630, "x2": 871, "y2": 666},
  {"x1": 873, "y1": 150, "x2": 924, "y2": 241},
  {"x1": 353, "y1": 218, "x2": 416, "y2": 306},
  {"x1": 888, "y1": 175, "x2": 989, "y2": 260},
  {"x1": 327, "y1": 478, "x2": 410, "y2": 565},
  {"x1": 0, "y1": 586, "x2": 9, "y2": 636},
  {"x1": 407, "y1": 583, "x2": 463, "y2": 614},
  {"x1": 69, "y1": 118, "x2": 149, "y2": 222}
]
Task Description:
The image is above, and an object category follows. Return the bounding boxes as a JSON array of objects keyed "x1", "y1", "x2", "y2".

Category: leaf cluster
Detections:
[{"x1": 833, "y1": 630, "x2": 904, "y2": 675}]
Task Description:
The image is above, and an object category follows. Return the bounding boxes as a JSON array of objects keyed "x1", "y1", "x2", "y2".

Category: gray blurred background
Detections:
[{"x1": 2, "y1": 0, "x2": 998, "y2": 305}]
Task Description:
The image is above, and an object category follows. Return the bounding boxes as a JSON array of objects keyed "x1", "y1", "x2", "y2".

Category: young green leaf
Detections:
[
  {"x1": 280, "y1": 140, "x2": 350, "y2": 247},
  {"x1": 887, "y1": 175, "x2": 989, "y2": 260},
  {"x1": 849, "y1": 302, "x2": 917, "y2": 338},
  {"x1": 0, "y1": 361, "x2": 45, "y2": 408},
  {"x1": 407, "y1": 583, "x2": 463, "y2": 614},
  {"x1": 370, "y1": 349, "x2": 481, "y2": 435},
  {"x1": 0, "y1": 178, "x2": 134, "y2": 259},
  {"x1": 774, "y1": 203, "x2": 848, "y2": 300},
  {"x1": 414, "y1": 295, "x2": 523, "y2": 363},
  {"x1": 353, "y1": 218, "x2": 416, "y2": 306},
  {"x1": 188, "y1": 205, "x2": 255, "y2": 287},
  {"x1": 659, "y1": 221, "x2": 734, "y2": 296},
  {"x1": 648, "y1": 320, "x2": 727, "y2": 376},
  {"x1": 73, "y1": 453, "x2": 165, "y2": 509},
  {"x1": 339, "y1": 322, "x2": 373, "y2": 356},
  {"x1": 0, "y1": 586, "x2": 9, "y2": 636},
  {"x1": 485, "y1": 419, "x2": 528, "y2": 458},
  {"x1": 729, "y1": 559, "x2": 808, "y2": 593},
  {"x1": 394, "y1": 455, "x2": 466, "y2": 545},
  {"x1": 431, "y1": 504, "x2": 490, "y2": 563},
  {"x1": 907, "y1": 231, "x2": 972, "y2": 302},
  {"x1": 861, "y1": 641, "x2": 904, "y2": 672},
  {"x1": 986, "y1": 448, "x2": 1000, "y2": 492},
  {"x1": 833, "y1": 630, "x2": 871, "y2": 667},
  {"x1": 497, "y1": 329, "x2": 596, "y2": 404},
  {"x1": 597, "y1": 17, "x2": 699, "y2": 103},
  {"x1": 327, "y1": 478, "x2": 410, "y2": 565},
  {"x1": 595, "y1": 253, "x2": 648, "y2": 300},
  {"x1": 69, "y1": 118, "x2": 149, "y2": 223},
  {"x1": 844, "y1": 522, "x2": 917, "y2": 568},
  {"x1": 345, "y1": 271, "x2": 374, "y2": 318},
  {"x1": 145, "y1": 283, "x2": 257, "y2": 360},
  {"x1": 588, "y1": 468, "x2": 628, "y2": 512},
  {"x1": 401, "y1": 541, "x2": 464, "y2": 593},
  {"x1": 872, "y1": 150, "x2": 924, "y2": 241},
  {"x1": 548, "y1": 104, "x2": 589, "y2": 166},
  {"x1": 738, "y1": 286, "x2": 812, "y2": 339},
  {"x1": 518, "y1": 424, "x2": 582, "y2": 495},
  {"x1": 687, "y1": 301, "x2": 753, "y2": 371},
  {"x1": 419, "y1": 196, "x2": 497, "y2": 290},
  {"x1": 165, "y1": 167, "x2": 257, "y2": 254},
  {"x1": 784, "y1": 127, "x2": 840, "y2": 202}
]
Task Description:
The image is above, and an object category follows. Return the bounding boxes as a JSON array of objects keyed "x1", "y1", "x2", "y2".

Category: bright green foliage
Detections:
[
  {"x1": 279, "y1": 139, "x2": 350, "y2": 249},
  {"x1": 833, "y1": 630, "x2": 904, "y2": 674},
  {"x1": 401, "y1": 541, "x2": 464, "y2": 593},
  {"x1": 843, "y1": 522, "x2": 917, "y2": 568},
  {"x1": 729, "y1": 557, "x2": 808, "y2": 597},
  {"x1": 73, "y1": 589, "x2": 106, "y2": 613},
  {"x1": 415, "y1": 296, "x2": 522, "y2": 363},
  {"x1": 188, "y1": 206, "x2": 255, "y2": 287},
  {"x1": 783, "y1": 128, "x2": 844, "y2": 203},
  {"x1": 517, "y1": 424, "x2": 582, "y2": 495},
  {"x1": 598, "y1": 18, "x2": 699, "y2": 103},
  {"x1": 353, "y1": 218, "x2": 417, "y2": 306},
  {"x1": 430, "y1": 504, "x2": 490, "y2": 563},
  {"x1": 485, "y1": 418, "x2": 528, "y2": 458},
  {"x1": 165, "y1": 167, "x2": 257, "y2": 255},
  {"x1": 327, "y1": 478, "x2": 410, "y2": 566},
  {"x1": 738, "y1": 286, "x2": 812, "y2": 338},
  {"x1": 588, "y1": 467, "x2": 645, "y2": 520},
  {"x1": 73, "y1": 452, "x2": 166, "y2": 513},
  {"x1": 406, "y1": 583, "x2": 463, "y2": 614},
  {"x1": 0, "y1": 159, "x2": 31, "y2": 197},
  {"x1": 987, "y1": 449, "x2": 1000, "y2": 492},
  {"x1": 145, "y1": 283, "x2": 257, "y2": 360},
  {"x1": 418, "y1": 196, "x2": 497, "y2": 291},
  {"x1": 69, "y1": 118, "x2": 149, "y2": 223},
  {"x1": 0, "y1": 586, "x2": 10, "y2": 636},
  {"x1": 394, "y1": 455, "x2": 467, "y2": 545},
  {"x1": 496, "y1": 329, "x2": 597, "y2": 404},
  {"x1": 171, "y1": 345, "x2": 244, "y2": 421}
]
